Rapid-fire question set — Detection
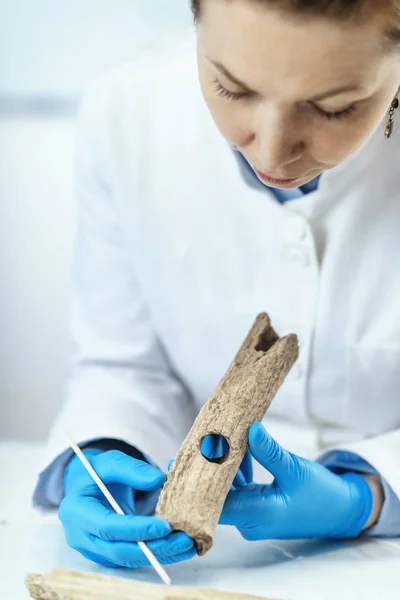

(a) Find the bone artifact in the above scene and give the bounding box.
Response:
[156,313,298,555]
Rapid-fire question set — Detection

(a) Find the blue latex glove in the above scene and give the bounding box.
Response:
[220,423,373,540]
[233,448,253,489]
[59,449,196,568]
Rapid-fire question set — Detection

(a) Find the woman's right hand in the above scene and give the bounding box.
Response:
[59,449,196,569]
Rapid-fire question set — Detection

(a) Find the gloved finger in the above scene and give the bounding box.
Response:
[127,547,197,568]
[232,468,247,489]
[103,482,136,516]
[219,487,255,526]
[219,484,272,528]
[232,450,253,489]
[76,546,197,569]
[240,449,254,484]
[249,423,292,485]
[84,451,166,491]
[59,494,171,542]
[85,530,195,566]
[168,460,174,471]
[78,549,119,569]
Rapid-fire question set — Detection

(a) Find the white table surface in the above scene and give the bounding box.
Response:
[0,440,399,600]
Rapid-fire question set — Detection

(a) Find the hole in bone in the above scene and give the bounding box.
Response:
[200,434,230,464]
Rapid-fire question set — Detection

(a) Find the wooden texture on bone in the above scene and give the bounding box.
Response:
[25,568,278,600]
[156,313,299,556]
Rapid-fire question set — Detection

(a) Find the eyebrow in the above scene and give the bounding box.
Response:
[207,57,362,101]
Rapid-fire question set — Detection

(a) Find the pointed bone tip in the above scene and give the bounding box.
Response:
[280,332,299,347]
[283,332,299,343]
[256,312,270,323]
[279,333,300,359]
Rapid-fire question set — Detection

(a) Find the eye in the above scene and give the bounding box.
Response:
[213,78,358,122]
[213,79,248,101]
[317,104,357,121]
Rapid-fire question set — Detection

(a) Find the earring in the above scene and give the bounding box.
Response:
[385,85,400,139]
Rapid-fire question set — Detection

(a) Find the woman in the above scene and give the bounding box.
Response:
[34,0,400,569]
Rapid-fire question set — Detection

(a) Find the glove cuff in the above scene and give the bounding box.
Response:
[329,472,374,539]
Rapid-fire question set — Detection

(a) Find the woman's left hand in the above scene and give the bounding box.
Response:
[219,423,375,540]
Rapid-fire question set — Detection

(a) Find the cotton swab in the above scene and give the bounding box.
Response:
[63,429,171,586]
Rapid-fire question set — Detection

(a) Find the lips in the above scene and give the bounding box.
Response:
[255,169,297,184]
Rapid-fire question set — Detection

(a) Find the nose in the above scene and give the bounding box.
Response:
[252,105,304,174]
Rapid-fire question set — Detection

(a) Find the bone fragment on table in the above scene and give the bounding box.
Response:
[25,568,280,600]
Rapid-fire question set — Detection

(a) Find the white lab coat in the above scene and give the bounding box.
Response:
[42,30,400,500]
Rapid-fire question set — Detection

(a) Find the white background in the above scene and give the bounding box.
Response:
[0,1,192,441]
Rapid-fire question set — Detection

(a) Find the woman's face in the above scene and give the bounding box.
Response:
[197,0,400,188]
